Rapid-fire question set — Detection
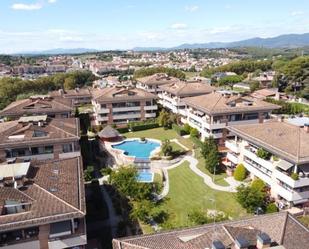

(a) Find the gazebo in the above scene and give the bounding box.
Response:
[98,125,121,142]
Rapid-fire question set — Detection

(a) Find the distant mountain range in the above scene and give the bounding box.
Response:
[14,48,99,55]
[132,33,309,51]
[11,32,309,55]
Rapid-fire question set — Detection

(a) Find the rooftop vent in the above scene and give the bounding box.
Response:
[235,236,250,249]
[49,187,58,193]
[212,240,225,249]
[257,233,271,249]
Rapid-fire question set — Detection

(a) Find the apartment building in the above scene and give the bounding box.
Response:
[226,121,309,207]
[136,73,180,94]
[0,95,73,120]
[158,81,215,115]
[182,92,280,142]
[0,157,87,249]
[113,212,309,249]
[0,116,80,163]
[50,88,92,107]
[92,87,157,125]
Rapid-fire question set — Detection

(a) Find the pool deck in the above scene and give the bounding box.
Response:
[103,138,161,166]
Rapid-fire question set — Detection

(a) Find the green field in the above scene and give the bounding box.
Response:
[160,161,247,228]
[122,127,180,141]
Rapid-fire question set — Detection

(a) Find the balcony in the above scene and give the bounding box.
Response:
[144,105,158,111]
[243,147,274,172]
[228,119,259,126]
[112,106,141,112]
[113,113,141,120]
[96,107,109,114]
[275,184,309,202]
[59,151,81,159]
[145,113,156,118]
[274,169,309,188]
[243,160,272,185]
[227,152,239,165]
[225,140,240,154]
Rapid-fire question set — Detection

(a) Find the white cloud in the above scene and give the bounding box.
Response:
[290,11,304,16]
[170,23,188,30]
[48,0,57,3]
[11,2,43,10]
[185,5,199,12]
[224,4,232,9]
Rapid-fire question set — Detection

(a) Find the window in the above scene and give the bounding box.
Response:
[44,146,53,154]
[62,144,73,153]
[32,130,47,137]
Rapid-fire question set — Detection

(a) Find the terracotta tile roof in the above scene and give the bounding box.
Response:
[0,96,73,117]
[137,73,181,86]
[228,121,309,164]
[0,118,80,149]
[0,157,85,231]
[50,88,91,98]
[183,92,280,115]
[92,87,157,103]
[113,212,309,249]
[160,81,215,97]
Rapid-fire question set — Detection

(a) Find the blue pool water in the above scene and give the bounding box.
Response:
[112,139,160,159]
[137,171,154,183]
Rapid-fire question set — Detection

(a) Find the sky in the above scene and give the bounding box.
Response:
[0,0,308,53]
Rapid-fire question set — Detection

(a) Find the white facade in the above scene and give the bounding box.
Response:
[181,106,265,141]
[225,138,309,207]
[157,92,186,114]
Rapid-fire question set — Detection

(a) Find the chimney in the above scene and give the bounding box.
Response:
[304,123,309,133]
[212,240,225,249]
[234,237,249,249]
[256,233,271,249]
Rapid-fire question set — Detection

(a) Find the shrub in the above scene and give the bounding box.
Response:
[183,123,192,134]
[256,148,272,160]
[190,128,199,138]
[84,166,95,181]
[161,140,173,156]
[130,123,159,131]
[266,203,278,213]
[117,127,129,133]
[172,124,186,136]
[291,172,299,180]
[234,164,247,181]
[251,179,266,192]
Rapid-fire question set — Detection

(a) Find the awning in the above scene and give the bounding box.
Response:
[276,160,293,171]
[195,110,205,116]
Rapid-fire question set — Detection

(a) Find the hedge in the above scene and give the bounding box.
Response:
[234,164,247,181]
[130,123,159,131]
[172,124,186,136]
[117,127,129,133]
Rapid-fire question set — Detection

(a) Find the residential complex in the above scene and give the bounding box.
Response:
[226,121,309,207]
[182,92,280,142]
[113,212,309,249]
[0,95,73,120]
[92,87,158,125]
[0,157,86,249]
[136,73,180,93]
[158,81,215,114]
[0,116,80,163]
[50,88,92,107]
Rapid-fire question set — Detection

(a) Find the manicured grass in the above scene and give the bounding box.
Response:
[195,149,229,187]
[160,161,247,228]
[122,127,179,141]
[159,142,184,156]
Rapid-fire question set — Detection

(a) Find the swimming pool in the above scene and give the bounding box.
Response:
[137,171,154,183]
[112,139,160,159]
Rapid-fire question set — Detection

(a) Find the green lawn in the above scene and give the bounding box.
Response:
[159,161,247,228]
[159,142,185,156]
[122,127,180,141]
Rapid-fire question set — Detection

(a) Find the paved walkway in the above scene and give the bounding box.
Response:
[155,139,241,200]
